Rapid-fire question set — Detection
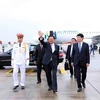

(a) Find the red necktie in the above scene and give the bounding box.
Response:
[40,45,42,50]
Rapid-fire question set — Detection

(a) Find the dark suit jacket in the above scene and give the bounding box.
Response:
[66,45,71,60]
[34,44,45,64]
[39,38,59,66]
[71,42,90,66]
[90,44,94,50]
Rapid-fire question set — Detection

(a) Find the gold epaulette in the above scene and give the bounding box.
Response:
[23,43,26,52]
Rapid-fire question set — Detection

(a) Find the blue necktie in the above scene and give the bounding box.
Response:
[78,42,81,52]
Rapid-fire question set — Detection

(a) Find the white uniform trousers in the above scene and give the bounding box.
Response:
[13,64,26,86]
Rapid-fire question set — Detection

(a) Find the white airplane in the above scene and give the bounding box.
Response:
[33,30,100,45]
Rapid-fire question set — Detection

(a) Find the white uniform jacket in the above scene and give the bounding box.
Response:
[0,44,2,53]
[11,42,29,66]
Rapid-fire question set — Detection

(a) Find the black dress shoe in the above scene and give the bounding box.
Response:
[48,87,52,91]
[53,90,57,93]
[21,86,25,90]
[74,76,76,79]
[83,83,86,88]
[70,75,73,78]
[13,85,19,92]
[77,88,82,92]
[37,81,41,84]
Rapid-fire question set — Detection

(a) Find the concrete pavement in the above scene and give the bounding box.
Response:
[0,50,100,100]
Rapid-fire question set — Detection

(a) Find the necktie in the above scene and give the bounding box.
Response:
[40,44,42,50]
[78,42,81,52]
[19,43,21,47]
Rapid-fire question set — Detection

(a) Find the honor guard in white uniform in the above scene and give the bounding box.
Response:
[6,41,12,52]
[11,33,29,92]
[0,41,2,53]
[4,41,12,52]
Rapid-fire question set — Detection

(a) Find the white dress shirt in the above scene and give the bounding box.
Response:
[70,45,73,57]
[51,43,55,53]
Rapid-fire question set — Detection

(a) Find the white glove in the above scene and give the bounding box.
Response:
[26,60,29,66]
[11,60,14,67]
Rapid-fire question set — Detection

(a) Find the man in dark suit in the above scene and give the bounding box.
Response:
[38,31,59,93]
[90,42,95,55]
[66,38,77,78]
[71,33,90,92]
[34,42,45,84]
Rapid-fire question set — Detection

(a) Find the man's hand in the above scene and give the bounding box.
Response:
[71,62,74,67]
[38,31,43,38]
[11,59,14,67]
[86,63,89,67]
[26,60,29,66]
[34,61,36,65]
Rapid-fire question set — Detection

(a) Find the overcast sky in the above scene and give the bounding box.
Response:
[0,0,100,43]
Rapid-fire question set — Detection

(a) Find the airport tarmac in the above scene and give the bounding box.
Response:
[0,51,100,100]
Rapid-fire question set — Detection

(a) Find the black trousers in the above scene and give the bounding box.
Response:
[75,61,87,88]
[43,61,57,91]
[69,58,76,77]
[37,63,45,82]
